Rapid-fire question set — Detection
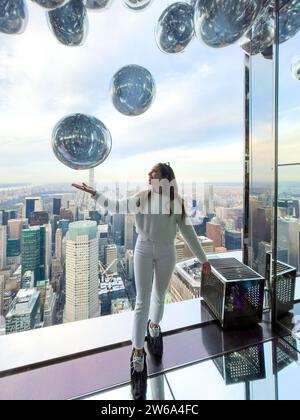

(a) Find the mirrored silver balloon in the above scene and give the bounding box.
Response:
[241,4,274,55]
[111,65,156,116]
[31,0,70,10]
[83,0,113,11]
[156,2,195,54]
[291,55,300,80]
[279,0,300,44]
[194,0,263,48]
[0,0,28,35]
[52,114,112,170]
[123,0,153,11]
[47,0,88,46]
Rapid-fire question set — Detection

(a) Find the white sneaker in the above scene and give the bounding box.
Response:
[130,351,145,373]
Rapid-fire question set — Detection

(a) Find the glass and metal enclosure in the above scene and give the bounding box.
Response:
[244,0,300,342]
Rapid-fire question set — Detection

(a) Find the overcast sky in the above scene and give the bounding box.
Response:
[0,0,248,185]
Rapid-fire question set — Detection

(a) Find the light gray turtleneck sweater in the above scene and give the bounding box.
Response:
[93,190,208,264]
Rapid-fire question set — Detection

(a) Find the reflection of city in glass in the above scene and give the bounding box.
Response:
[0,182,243,335]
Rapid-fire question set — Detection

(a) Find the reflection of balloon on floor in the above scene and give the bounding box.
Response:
[156,2,195,54]
[291,55,300,80]
[47,0,88,46]
[0,0,28,34]
[123,0,153,11]
[194,0,263,48]
[52,114,112,170]
[31,0,70,10]
[110,64,156,116]
[83,0,113,11]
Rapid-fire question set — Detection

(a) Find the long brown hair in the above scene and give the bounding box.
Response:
[148,163,186,219]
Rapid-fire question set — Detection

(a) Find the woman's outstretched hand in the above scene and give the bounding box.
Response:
[72,183,96,196]
[202,262,211,276]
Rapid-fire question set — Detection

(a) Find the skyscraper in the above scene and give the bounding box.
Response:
[53,198,62,216]
[5,289,40,334]
[0,274,4,317]
[112,214,125,246]
[0,225,7,270]
[225,230,242,250]
[21,226,46,284]
[7,219,23,239]
[206,222,223,248]
[64,221,99,323]
[25,197,42,220]
[55,228,62,260]
[29,211,49,227]
[0,210,9,226]
[105,244,118,275]
[125,214,135,250]
[98,224,109,263]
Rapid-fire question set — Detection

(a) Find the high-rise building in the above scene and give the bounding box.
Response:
[7,219,23,239]
[98,224,109,263]
[21,271,35,289]
[53,198,61,216]
[112,214,125,246]
[0,225,7,270]
[58,219,71,237]
[0,274,4,317]
[21,226,46,284]
[5,289,41,335]
[64,221,99,323]
[67,201,77,222]
[7,239,21,258]
[111,298,131,314]
[206,222,223,248]
[208,185,214,214]
[25,197,42,220]
[60,208,74,222]
[125,249,134,281]
[55,228,62,260]
[125,214,135,250]
[43,284,56,327]
[225,230,242,250]
[0,210,9,226]
[29,211,49,227]
[105,244,118,275]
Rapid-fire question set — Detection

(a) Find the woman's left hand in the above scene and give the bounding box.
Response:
[202,262,211,276]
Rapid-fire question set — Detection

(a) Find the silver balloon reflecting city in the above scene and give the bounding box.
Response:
[31,0,70,10]
[47,0,88,46]
[83,0,113,11]
[241,4,274,55]
[291,55,300,80]
[123,0,153,12]
[156,2,195,54]
[194,0,263,48]
[279,0,300,44]
[0,0,28,35]
[52,114,112,170]
[111,65,156,116]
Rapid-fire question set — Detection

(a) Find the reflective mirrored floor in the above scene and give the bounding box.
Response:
[80,338,300,400]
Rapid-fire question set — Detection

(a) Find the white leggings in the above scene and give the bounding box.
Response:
[132,236,176,350]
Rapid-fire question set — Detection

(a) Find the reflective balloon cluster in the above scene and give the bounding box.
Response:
[47,0,88,47]
[291,55,300,81]
[110,65,156,116]
[52,114,112,170]
[0,0,28,35]
[194,0,263,48]
[156,2,195,54]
